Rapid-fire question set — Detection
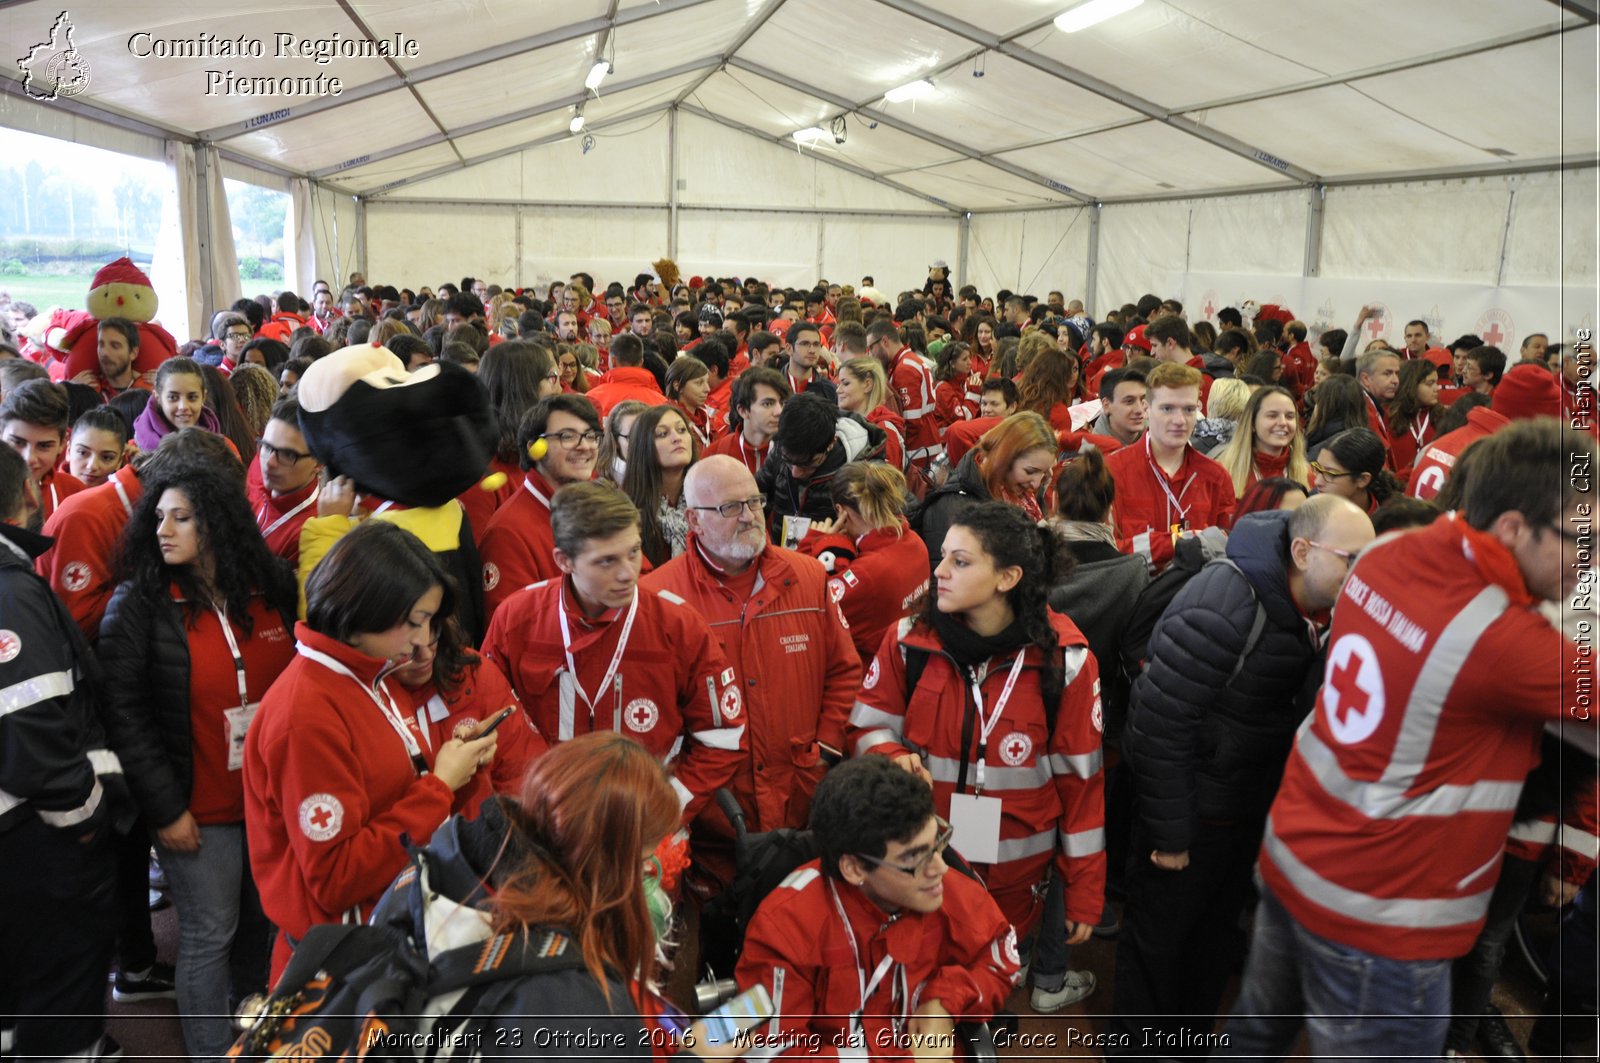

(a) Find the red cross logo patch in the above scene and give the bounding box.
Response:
[997,731,1033,766]
[1323,634,1386,745]
[298,793,344,842]
[62,560,91,592]
[624,698,659,734]
[0,629,20,663]
[482,562,500,592]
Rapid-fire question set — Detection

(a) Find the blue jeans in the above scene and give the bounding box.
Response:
[1217,882,1450,1061]
[157,822,271,1062]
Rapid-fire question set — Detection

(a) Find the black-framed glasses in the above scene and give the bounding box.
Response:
[1308,540,1361,572]
[541,429,601,448]
[1309,460,1354,480]
[258,439,313,465]
[225,330,252,342]
[691,496,764,519]
[854,817,953,877]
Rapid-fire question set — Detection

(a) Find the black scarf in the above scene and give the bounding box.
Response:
[931,608,1031,673]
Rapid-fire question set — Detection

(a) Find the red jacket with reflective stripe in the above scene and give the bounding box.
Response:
[846,613,1105,928]
[477,470,563,624]
[1260,515,1583,960]
[38,464,142,639]
[479,577,744,823]
[1105,439,1235,574]
[640,539,858,837]
[735,859,1019,1061]
[796,518,930,667]
[1505,772,1600,886]
[1406,407,1507,501]
[887,348,940,459]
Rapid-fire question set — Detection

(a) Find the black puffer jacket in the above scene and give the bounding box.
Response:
[1048,533,1150,744]
[98,583,293,828]
[1123,509,1322,853]
[759,408,887,540]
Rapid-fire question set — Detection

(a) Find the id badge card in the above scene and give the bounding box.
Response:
[948,792,1002,865]
[225,702,261,772]
[781,515,811,550]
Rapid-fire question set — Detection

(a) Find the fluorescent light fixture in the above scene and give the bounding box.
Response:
[792,126,829,143]
[884,78,935,103]
[1054,0,1144,33]
[569,114,586,133]
[585,60,611,90]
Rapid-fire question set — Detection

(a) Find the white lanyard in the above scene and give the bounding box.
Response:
[296,643,430,774]
[826,880,903,1042]
[257,486,319,538]
[681,405,711,448]
[556,588,640,719]
[212,605,251,711]
[1410,412,1430,448]
[969,653,1028,792]
[1145,435,1196,531]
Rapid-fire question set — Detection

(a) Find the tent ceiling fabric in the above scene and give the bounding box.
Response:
[2,0,1592,212]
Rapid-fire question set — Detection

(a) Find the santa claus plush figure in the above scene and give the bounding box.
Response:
[46,257,178,381]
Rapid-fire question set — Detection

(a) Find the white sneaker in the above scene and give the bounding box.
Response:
[1030,970,1096,1012]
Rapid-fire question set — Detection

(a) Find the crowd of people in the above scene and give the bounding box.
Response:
[0,269,1594,1061]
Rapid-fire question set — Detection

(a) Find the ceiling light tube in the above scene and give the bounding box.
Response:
[792,126,829,143]
[884,79,935,103]
[569,114,586,133]
[585,60,611,90]
[1054,0,1144,34]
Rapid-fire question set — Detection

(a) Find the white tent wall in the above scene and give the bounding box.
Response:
[965,208,1092,300]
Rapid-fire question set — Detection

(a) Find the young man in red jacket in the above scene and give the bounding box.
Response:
[640,455,858,885]
[702,367,790,476]
[1220,420,1597,1059]
[735,755,1020,1061]
[478,393,601,623]
[248,397,322,565]
[480,481,743,824]
[584,333,668,417]
[1105,361,1234,574]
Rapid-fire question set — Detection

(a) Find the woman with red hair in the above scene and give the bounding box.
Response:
[914,410,1059,572]
[370,731,685,1055]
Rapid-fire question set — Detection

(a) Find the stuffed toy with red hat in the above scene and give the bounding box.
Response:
[45,256,178,381]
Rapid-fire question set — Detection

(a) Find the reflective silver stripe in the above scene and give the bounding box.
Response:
[1297,585,1519,821]
[1062,644,1089,686]
[0,788,20,816]
[36,780,102,828]
[848,701,904,734]
[1130,531,1153,564]
[925,755,1049,790]
[670,776,694,809]
[853,728,901,757]
[780,867,821,891]
[1046,751,1103,779]
[87,748,123,776]
[1558,824,1600,859]
[1382,585,1509,791]
[1298,727,1523,819]
[692,725,745,752]
[1061,827,1106,858]
[707,676,720,726]
[1263,817,1492,929]
[994,829,1056,863]
[1508,819,1558,845]
[0,670,74,719]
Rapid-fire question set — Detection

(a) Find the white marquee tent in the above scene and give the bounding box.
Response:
[3,0,1597,347]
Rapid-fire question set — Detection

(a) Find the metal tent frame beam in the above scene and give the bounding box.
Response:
[726,57,1095,205]
[677,103,963,214]
[196,0,722,142]
[361,104,674,197]
[672,0,791,108]
[869,0,1321,185]
[310,56,720,179]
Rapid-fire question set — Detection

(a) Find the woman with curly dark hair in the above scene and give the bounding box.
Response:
[98,462,298,1060]
[846,500,1105,1012]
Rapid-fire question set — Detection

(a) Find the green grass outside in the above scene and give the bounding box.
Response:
[3,272,269,320]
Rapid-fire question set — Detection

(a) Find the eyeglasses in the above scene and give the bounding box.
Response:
[690,497,764,519]
[225,331,252,342]
[854,817,953,877]
[541,429,601,449]
[1309,460,1354,480]
[1308,540,1361,571]
[258,439,313,465]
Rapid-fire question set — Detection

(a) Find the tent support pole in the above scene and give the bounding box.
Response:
[194,145,215,321]
[355,197,368,280]
[669,107,680,260]
[958,213,971,292]
[1085,205,1101,319]
[515,209,524,289]
[816,218,826,284]
[1303,185,1325,277]
[1495,188,1517,288]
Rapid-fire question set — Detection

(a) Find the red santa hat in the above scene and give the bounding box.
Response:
[90,257,152,290]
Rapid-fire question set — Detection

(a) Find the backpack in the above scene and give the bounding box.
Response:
[1118,543,1267,685]
[227,848,588,1061]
